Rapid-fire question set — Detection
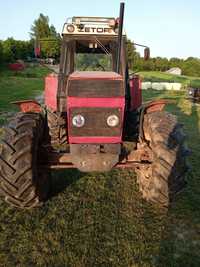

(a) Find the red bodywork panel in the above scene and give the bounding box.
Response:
[67,72,125,144]
[45,74,58,111]
[129,75,142,110]
[68,97,124,108]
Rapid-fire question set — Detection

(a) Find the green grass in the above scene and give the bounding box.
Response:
[0,77,42,111]
[138,71,200,88]
[0,68,200,266]
[0,64,50,78]
[0,65,50,125]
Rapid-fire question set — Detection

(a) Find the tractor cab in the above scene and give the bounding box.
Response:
[61,16,126,73]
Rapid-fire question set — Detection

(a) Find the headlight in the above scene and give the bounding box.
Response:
[107,115,119,127]
[72,115,85,127]
[66,24,75,33]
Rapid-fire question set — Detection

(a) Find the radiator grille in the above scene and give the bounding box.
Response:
[68,79,124,97]
[69,107,122,136]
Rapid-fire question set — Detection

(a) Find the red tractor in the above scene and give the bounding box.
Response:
[0,3,188,209]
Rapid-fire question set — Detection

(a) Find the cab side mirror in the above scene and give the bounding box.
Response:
[144,47,150,60]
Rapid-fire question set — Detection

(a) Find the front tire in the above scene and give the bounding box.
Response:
[46,108,67,149]
[0,112,50,208]
[136,111,188,207]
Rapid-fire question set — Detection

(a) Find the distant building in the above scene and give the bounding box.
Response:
[166,67,182,75]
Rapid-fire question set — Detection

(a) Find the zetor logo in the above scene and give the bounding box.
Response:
[78,27,113,34]
[66,24,113,34]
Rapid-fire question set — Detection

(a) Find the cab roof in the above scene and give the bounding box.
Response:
[62,16,126,37]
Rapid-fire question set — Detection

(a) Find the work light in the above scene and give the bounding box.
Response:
[107,115,119,127]
[72,115,85,127]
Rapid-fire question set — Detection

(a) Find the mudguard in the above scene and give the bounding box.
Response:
[12,100,42,113]
[139,99,172,142]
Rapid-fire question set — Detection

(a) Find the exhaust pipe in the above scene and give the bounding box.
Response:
[116,2,125,74]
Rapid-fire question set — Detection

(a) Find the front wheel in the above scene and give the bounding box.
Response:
[136,111,188,207]
[0,112,50,209]
[46,108,67,149]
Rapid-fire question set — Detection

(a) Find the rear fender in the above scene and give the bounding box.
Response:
[12,100,42,113]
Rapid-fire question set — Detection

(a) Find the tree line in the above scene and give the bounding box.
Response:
[0,39,34,63]
[129,52,200,77]
[0,13,199,78]
[0,14,61,64]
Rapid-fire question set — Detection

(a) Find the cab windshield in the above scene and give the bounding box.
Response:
[74,39,115,71]
[75,53,112,71]
[60,35,126,75]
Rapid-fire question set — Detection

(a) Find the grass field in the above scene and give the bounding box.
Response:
[0,67,200,267]
[0,65,50,125]
[138,71,200,88]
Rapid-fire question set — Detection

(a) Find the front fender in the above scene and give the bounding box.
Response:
[139,99,173,142]
[11,100,42,113]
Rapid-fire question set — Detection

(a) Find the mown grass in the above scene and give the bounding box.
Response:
[138,71,200,88]
[0,65,50,125]
[0,68,200,266]
[0,64,50,79]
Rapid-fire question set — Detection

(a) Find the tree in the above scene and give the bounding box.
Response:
[0,41,3,63]
[40,38,61,59]
[30,14,60,59]
[126,39,139,70]
[182,57,200,77]
[30,14,51,39]
[1,38,34,62]
[2,38,15,62]
[49,25,59,38]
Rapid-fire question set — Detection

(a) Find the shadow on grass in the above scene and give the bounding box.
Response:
[149,92,200,267]
[49,169,85,199]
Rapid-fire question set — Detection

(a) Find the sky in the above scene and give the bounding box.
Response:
[0,0,199,59]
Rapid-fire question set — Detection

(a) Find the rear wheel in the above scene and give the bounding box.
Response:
[0,112,50,208]
[136,111,188,207]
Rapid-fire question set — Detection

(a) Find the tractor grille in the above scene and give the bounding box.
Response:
[68,79,124,97]
[69,107,122,136]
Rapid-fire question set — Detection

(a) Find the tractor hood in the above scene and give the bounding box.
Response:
[67,71,124,97]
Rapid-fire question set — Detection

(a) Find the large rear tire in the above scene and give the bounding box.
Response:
[0,112,50,208]
[136,111,188,207]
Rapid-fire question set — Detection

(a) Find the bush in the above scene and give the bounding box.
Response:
[0,38,34,63]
